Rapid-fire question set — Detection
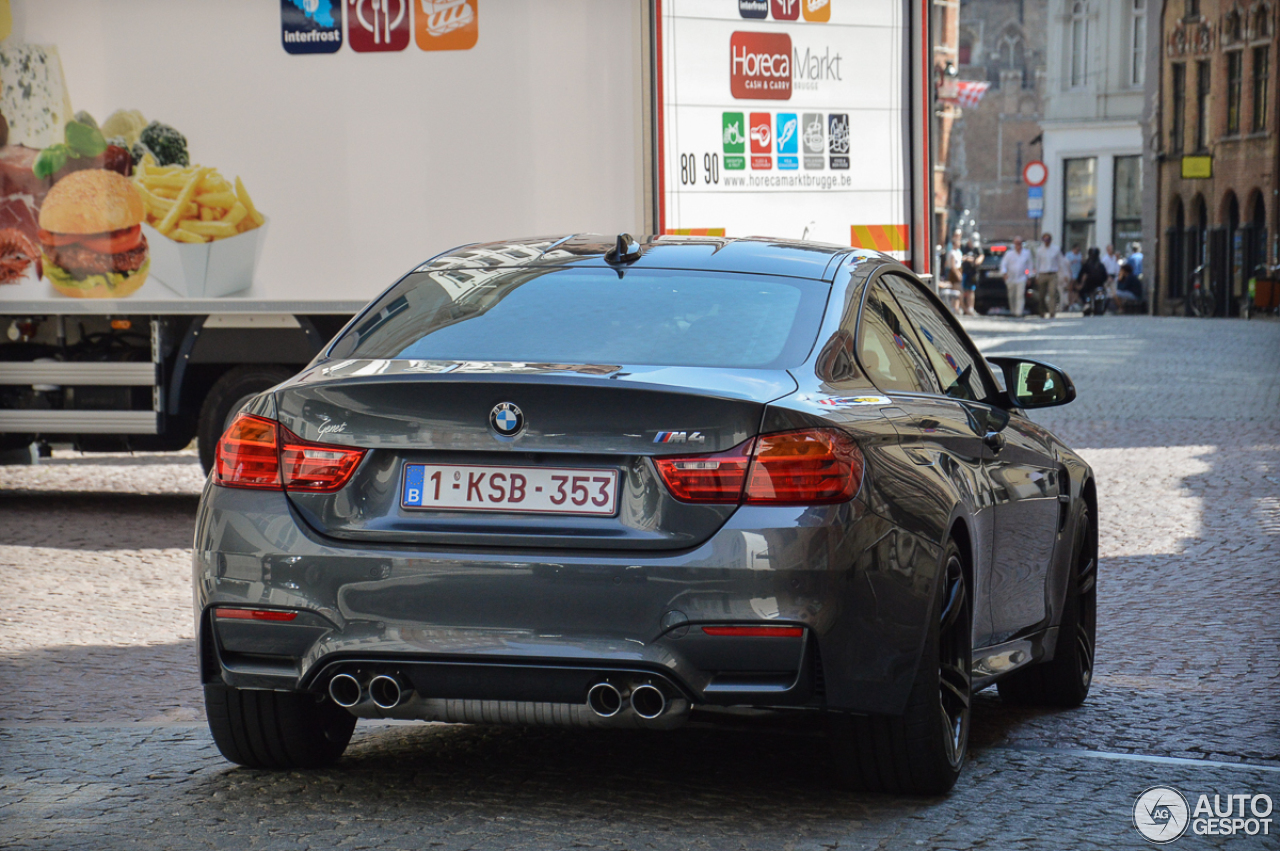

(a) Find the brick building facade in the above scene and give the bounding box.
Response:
[952,0,1049,244]
[935,0,963,256]
[1151,0,1278,316]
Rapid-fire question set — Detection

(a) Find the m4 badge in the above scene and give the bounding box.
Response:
[654,431,706,444]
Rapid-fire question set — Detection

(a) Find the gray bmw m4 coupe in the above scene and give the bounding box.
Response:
[194,234,1096,794]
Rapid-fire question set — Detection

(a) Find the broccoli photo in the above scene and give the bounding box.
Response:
[137,121,189,167]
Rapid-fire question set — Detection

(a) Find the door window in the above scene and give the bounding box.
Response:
[855,281,938,393]
[881,275,991,402]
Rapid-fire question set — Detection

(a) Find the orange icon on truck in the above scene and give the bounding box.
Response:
[415,0,478,51]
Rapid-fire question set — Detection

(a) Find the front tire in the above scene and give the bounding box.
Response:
[997,504,1097,707]
[829,540,972,794]
[204,683,356,769]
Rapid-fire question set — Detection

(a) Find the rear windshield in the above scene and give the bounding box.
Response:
[330,267,829,369]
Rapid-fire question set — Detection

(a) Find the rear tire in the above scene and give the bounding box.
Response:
[204,683,356,769]
[997,504,1096,707]
[197,366,294,474]
[829,540,972,795]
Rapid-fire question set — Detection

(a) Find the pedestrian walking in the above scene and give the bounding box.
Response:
[960,240,982,316]
[1033,232,1068,318]
[999,236,1034,317]
[1127,242,1144,278]
[1065,243,1083,307]
[1077,247,1109,314]
[944,230,964,313]
[1102,244,1121,302]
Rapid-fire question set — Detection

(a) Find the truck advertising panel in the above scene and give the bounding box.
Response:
[657,0,920,264]
[0,0,645,311]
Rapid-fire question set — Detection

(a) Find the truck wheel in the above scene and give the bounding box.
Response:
[996,505,1096,707]
[204,683,355,769]
[198,366,294,474]
[829,540,971,794]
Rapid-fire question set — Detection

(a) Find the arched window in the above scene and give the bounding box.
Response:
[1070,2,1089,89]
[1255,4,1272,38]
[1225,10,1243,44]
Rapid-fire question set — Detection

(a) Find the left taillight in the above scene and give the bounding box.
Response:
[279,426,366,492]
[214,414,281,489]
[214,413,366,493]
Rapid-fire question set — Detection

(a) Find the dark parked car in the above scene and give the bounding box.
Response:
[194,234,1096,795]
[974,242,1011,315]
[973,241,1043,316]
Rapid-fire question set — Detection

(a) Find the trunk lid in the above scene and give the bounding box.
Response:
[274,360,796,550]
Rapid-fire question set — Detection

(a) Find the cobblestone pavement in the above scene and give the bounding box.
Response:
[1,315,1277,849]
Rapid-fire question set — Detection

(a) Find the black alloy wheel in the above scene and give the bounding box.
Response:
[828,539,972,794]
[937,549,972,771]
[997,504,1097,707]
[1070,506,1098,691]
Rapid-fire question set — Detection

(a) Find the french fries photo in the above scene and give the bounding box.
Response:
[133,155,265,243]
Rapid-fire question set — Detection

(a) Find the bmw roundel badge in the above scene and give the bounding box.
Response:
[489,402,524,437]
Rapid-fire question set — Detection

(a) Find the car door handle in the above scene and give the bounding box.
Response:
[983,431,1006,452]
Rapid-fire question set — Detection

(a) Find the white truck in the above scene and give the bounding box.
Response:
[0,0,932,471]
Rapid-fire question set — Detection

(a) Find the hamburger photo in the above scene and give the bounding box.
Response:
[37,168,149,298]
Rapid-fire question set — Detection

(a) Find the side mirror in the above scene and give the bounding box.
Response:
[986,356,1076,409]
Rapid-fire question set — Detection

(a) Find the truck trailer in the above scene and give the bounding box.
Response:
[0,0,932,470]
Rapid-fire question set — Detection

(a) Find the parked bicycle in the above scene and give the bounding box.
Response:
[1187,265,1214,317]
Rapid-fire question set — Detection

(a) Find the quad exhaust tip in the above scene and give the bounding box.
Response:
[630,684,667,720]
[368,675,404,710]
[586,682,624,717]
[328,673,362,708]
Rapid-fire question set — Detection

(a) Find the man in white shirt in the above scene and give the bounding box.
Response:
[1033,232,1069,318]
[1102,244,1121,299]
[943,230,964,312]
[999,236,1034,317]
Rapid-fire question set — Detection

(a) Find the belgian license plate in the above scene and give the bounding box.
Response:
[402,463,619,516]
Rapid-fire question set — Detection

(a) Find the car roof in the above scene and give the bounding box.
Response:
[415,234,877,282]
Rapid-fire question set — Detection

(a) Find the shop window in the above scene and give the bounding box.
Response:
[1064,157,1097,251]
[1113,156,1143,249]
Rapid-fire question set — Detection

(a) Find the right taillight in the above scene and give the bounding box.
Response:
[654,428,863,506]
[214,414,281,489]
[745,429,863,505]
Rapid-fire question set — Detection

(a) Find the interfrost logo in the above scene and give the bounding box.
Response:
[1134,787,1191,844]
[730,31,792,100]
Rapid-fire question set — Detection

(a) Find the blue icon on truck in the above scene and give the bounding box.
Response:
[281,0,343,55]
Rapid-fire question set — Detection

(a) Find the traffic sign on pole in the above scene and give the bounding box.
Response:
[1023,160,1047,187]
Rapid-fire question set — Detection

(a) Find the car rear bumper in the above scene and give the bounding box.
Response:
[193,479,942,717]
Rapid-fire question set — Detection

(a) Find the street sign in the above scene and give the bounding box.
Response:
[1027,186,1043,199]
[1027,185,1043,219]
[1023,160,1047,187]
